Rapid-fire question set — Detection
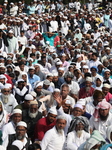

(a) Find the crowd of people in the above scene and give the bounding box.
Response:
[0,0,112,149]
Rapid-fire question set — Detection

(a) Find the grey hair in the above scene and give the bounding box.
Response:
[57,115,67,121]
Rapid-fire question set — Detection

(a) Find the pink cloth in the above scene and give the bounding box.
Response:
[93,100,111,122]
[105,92,112,102]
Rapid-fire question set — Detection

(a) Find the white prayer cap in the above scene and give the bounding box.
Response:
[52,72,58,76]
[12,140,23,150]
[58,67,64,71]
[54,88,60,92]
[30,91,37,98]
[96,76,103,83]
[1,84,10,90]
[35,82,43,88]
[17,79,24,84]
[106,47,110,50]
[46,41,50,45]
[8,30,13,34]
[77,99,86,106]
[85,77,92,82]
[81,60,86,63]
[0,63,5,68]
[14,67,20,72]
[48,107,57,115]
[5,83,12,88]
[12,109,22,115]
[83,65,89,69]
[104,69,110,73]
[65,100,71,105]
[0,75,7,79]
[17,121,27,128]
[24,94,33,101]
[30,100,38,105]
[61,53,66,57]
[46,73,53,77]
[43,79,50,85]
[74,104,83,110]
[103,83,110,89]
[10,2,14,5]
[29,66,35,70]
[76,54,81,59]
[57,115,67,121]
[56,61,62,65]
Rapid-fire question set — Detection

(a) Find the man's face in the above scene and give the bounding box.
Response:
[85,81,91,87]
[0,67,5,74]
[104,71,110,79]
[29,104,38,113]
[65,77,72,84]
[47,113,57,123]
[53,76,58,82]
[93,95,103,106]
[58,70,64,76]
[2,88,10,95]
[73,107,83,117]
[102,87,110,95]
[61,87,69,97]
[99,108,109,121]
[92,55,97,61]
[35,86,42,94]
[0,78,5,84]
[16,126,26,140]
[75,122,84,132]
[29,69,35,76]
[56,119,66,130]
[12,113,22,125]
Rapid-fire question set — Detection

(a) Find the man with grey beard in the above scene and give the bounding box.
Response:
[0,84,18,114]
[22,101,42,140]
[41,115,67,150]
[7,121,31,150]
[66,116,90,150]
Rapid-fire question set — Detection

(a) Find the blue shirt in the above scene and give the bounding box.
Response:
[28,74,40,88]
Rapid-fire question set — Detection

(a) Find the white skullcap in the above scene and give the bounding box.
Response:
[96,76,103,83]
[56,61,62,65]
[103,83,110,89]
[1,84,10,90]
[12,109,22,115]
[48,107,57,115]
[46,73,53,77]
[85,77,92,82]
[8,30,13,34]
[17,79,24,84]
[65,100,71,105]
[0,63,5,68]
[52,72,58,76]
[81,60,86,63]
[57,115,67,121]
[74,104,83,110]
[27,57,33,62]
[61,53,66,57]
[77,99,86,106]
[30,91,37,97]
[30,100,38,105]
[0,75,6,79]
[12,140,23,150]
[54,88,60,92]
[58,67,64,71]
[24,94,33,101]
[17,121,27,128]
[76,54,81,59]
[35,82,43,88]
[83,65,89,69]
[104,69,110,73]
[5,83,12,88]
[29,66,35,70]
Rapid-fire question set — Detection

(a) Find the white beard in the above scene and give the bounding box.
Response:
[1,94,9,104]
[56,129,63,135]
[28,110,38,118]
[76,130,83,138]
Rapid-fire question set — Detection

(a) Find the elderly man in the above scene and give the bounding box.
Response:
[2,109,22,149]
[66,116,90,150]
[34,107,57,142]
[0,85,18,114]
[22,101,42,139]
[102,83,112,102]
[90,101,112,138]
[41,115,67,150]
[7,121,31,150]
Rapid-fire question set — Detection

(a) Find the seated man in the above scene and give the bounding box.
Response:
[22,101,42,140]
[34,107,57,142]
[66,116,90,150]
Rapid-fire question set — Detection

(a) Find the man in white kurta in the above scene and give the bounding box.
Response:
[41,115,67,150]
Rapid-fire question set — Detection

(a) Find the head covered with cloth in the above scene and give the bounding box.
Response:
[68,116,89,134]
[93,100,111,122]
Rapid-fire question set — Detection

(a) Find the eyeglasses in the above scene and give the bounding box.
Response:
[3,90,10,92]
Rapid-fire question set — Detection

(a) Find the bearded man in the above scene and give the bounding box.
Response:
[22,101,42,140]
[0,85,18,114]
[66,116,90,150]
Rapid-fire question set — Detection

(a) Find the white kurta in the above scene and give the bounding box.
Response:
[66,130,90,150]
[41,126,65,150]
[2,121,16,148]
[90,112,112,138]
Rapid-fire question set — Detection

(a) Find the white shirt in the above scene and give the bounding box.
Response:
[66,130,90,150]
[67,81,80,96]
[90,112,112,138]
[50,20,58,32]
[41,126,65,150]
[2,121,16,148]
[88,59,102,69]
[86,101,95,115]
